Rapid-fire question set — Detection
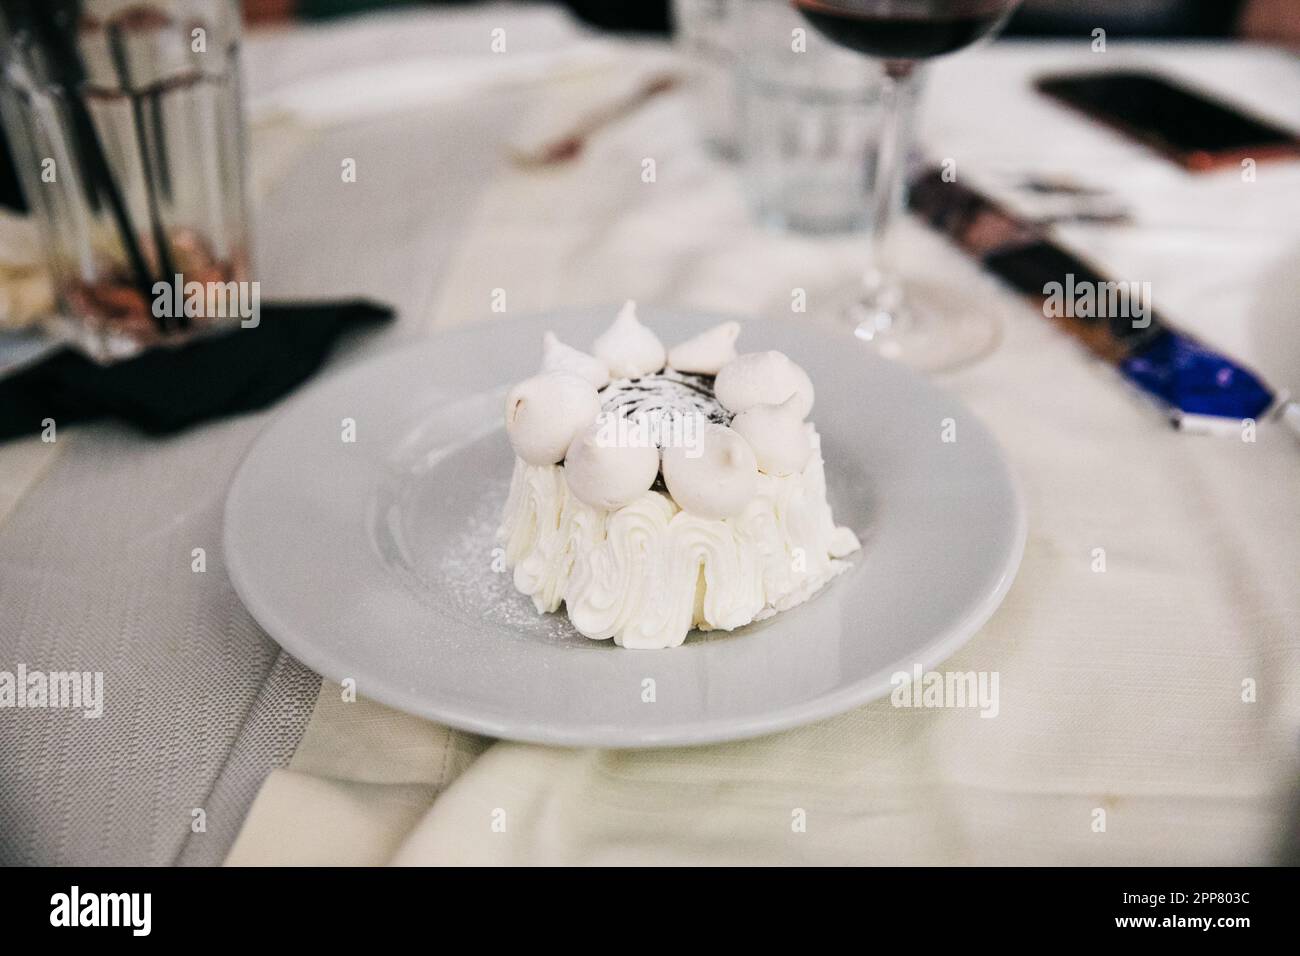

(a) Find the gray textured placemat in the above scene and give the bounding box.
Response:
[0,420,318,865]
[175,650,321,866]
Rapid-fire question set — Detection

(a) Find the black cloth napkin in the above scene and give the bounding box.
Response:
[0,300,392,440]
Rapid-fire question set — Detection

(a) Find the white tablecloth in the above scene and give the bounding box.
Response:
[2,6,1297,866]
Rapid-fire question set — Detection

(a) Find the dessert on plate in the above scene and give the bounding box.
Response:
[498,302,861,649]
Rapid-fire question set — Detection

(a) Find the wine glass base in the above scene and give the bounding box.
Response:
[840,284,1001,374]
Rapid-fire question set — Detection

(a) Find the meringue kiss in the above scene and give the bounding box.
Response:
[662,424,758,520]
[729,395,813,477]
[714,351,814,419]
[563,425,660,511]
[666,321,740,375]
[592,300,666,380]
[541,330,610,389]
[504,372,600,466]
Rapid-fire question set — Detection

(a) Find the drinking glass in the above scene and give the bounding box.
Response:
[792,0,1023,371]
[672,0,740,156]
[738,0,884,234]
[0,0,250,362]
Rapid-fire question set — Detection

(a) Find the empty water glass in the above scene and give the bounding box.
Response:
[737,0,885,234]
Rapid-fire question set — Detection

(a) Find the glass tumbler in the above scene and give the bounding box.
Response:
[0,0,250,361]
[737,0,884,234]
[672,0,740,156]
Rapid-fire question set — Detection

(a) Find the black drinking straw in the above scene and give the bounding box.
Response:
[19,0,166,332]
[147,82,171,203]
[106,17,183,330]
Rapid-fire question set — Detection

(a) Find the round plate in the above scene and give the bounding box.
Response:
[224,308,1025,747]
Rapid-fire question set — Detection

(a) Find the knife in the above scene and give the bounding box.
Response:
[909,167,1299,438]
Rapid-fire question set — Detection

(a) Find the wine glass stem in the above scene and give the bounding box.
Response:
[864,61,916,302]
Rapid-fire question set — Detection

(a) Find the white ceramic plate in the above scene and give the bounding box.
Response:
[224,308,1025,747]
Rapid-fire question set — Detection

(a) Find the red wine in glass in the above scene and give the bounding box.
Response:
[793,0,1018,62]
[791,0,1024,370]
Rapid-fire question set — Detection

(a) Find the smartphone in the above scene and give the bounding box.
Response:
[1035,70,1300,172]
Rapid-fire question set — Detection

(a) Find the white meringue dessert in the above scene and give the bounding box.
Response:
[498,302,861,649]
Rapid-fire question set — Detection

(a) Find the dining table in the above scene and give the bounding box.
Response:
[0,3,1297,866]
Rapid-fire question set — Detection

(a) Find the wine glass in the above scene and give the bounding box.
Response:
[793,0,1023,371]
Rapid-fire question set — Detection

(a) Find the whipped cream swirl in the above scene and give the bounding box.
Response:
[498,429,860,649]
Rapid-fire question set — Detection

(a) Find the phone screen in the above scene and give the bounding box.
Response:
[1035,70,1300,171]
